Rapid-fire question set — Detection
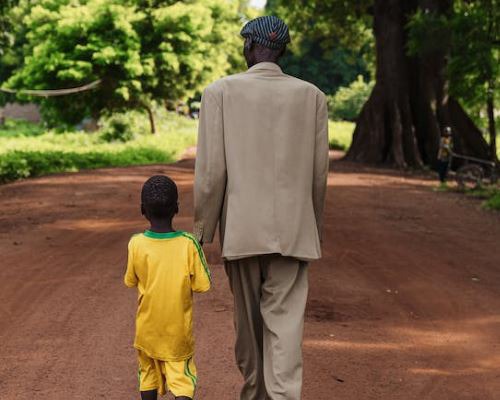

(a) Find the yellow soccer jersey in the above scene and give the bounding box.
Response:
[124,230,211,361]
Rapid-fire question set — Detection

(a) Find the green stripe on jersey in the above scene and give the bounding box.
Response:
[181,232,212,283]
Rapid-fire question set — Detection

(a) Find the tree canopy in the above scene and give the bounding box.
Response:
[2,0,245,129]
[266,0,373,95]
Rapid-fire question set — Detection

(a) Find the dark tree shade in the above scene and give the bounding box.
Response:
[346,0,490,167]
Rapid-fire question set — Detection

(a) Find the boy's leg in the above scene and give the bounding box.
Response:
[141,389,157,400]
[260,256,308,400]
[225,257,269,400]
[138,351,160,398]
[163,357,196,399]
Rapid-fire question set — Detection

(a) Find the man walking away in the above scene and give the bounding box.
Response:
[194,15,329,400]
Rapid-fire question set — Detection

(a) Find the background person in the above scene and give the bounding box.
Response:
[437,126,453,188]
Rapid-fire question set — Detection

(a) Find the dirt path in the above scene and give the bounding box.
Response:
[0,155,499,400]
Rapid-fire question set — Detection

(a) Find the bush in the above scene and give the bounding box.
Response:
[0,152,31,182]
[0,148,176,184]
[0,118,45,138]
[463,185,500,211]
[100,114,135,143]
[328,120,355,151]
[0,110,197,184]
[484,190,500,211]
[328,76,374,121]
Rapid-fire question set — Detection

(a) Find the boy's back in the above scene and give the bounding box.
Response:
[125,230,210,361]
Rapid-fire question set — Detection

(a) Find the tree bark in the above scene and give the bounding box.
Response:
[345,0,491,168]
[144,104,156,134]
[486,80,497,163]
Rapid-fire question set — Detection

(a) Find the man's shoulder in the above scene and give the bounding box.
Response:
[203,72,246,95]
[204,70,326,101]
[282,73,326,98]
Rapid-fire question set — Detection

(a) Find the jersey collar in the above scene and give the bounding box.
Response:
[144,230,184,239]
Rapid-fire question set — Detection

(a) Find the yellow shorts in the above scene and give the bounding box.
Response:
[137,350,197,398]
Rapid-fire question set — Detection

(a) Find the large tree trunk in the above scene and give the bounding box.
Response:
[345,0,490,168]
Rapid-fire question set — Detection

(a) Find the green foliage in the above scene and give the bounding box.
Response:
[4,0,243,126]
[407,1,499,139]
[328,120,355,151]
[328,76,374,121]
[0,111,197,183]
[0,0,21,106]
[265,0,374,95]
[0,118,45,138]
[484,191,500,210]
[100,114,136,143]
[0,148,173,183]
[464,185,500,211]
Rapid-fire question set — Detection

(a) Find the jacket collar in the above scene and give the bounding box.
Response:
[246,62,283,74]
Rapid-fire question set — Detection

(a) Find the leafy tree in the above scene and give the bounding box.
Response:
[266,0,373,95]
[328,76,374,121]
[270,0,492,167]
[0,0,21,108]
[4,0,243,131]
[408,0,499,162]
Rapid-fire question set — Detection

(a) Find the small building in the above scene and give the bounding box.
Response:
[0,102,41,123]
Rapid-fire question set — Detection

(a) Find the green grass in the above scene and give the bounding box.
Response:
[0,110,197,184]
[484,191,500,210]
[328,120,355,151]
[462,185,500,211]
[0,118,45,138]
[1,114,356,184]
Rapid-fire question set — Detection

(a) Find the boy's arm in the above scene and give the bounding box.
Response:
[188,236,211,293]
[313,92,329,243]
[124,238,138,288]
[193,86,227,244]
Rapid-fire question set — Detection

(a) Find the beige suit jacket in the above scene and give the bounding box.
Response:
[193,62,329,261]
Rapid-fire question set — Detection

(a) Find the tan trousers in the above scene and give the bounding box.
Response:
[225,255,309,400]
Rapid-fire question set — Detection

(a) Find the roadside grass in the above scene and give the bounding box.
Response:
[1,114,357,184]
[0,118,45,137]
[463,185,500,211]
[0,110,197,184]
[328,120,355,151]
[485,191,500,210]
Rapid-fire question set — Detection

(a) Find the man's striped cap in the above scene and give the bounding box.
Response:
[240,16,290,50]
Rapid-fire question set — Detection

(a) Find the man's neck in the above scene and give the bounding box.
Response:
[247,59,277,68]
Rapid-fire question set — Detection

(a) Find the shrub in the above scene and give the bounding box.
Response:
[0,110,198,184]
[0,118,45,138]
[0,152,31,182]
[484,190,500,211]
[328,120,355,151]
[100,113,136,143]
[0,148,176,183]
[328,76,374,121]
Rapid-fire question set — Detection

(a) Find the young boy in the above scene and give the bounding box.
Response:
[124,175,211,400]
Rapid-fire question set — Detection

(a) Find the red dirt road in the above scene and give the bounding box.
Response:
[1,155,499,400]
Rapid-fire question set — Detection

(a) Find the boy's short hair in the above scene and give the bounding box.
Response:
[141,175,178,219]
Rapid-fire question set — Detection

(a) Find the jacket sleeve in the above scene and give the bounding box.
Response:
[313,92,329,242]
[193,86,227,243]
